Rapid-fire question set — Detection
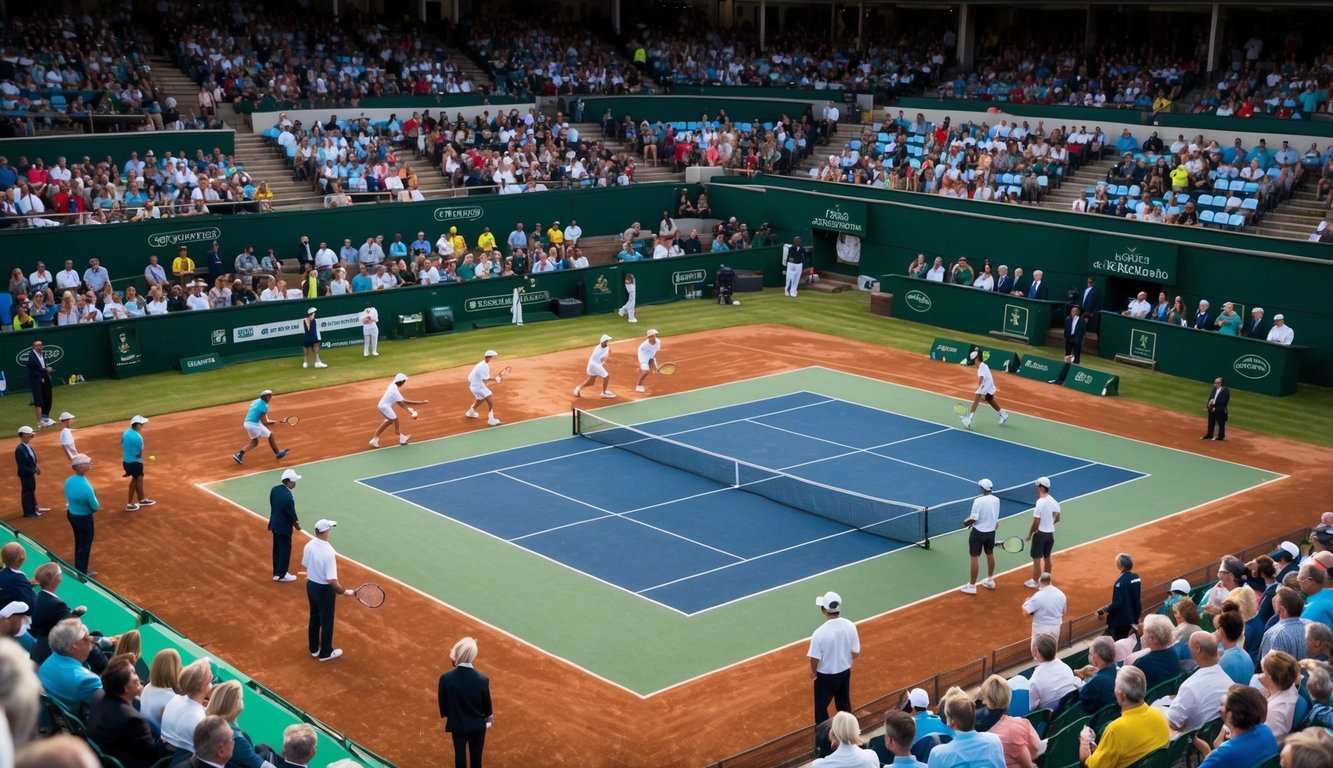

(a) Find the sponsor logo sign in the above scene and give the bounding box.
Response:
[231,312,363,343]
[463,290,551,313]
[1233,354,1271,380]
[904,290,932,313]
[432,206,485,223]
[16,344,64,367]
[147,226,222,249]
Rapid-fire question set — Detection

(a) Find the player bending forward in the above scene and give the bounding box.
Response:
[574,334,616,399]
[961,347,1009,429]
[635,329,661,393]
[370,373,429,447]
[233,389,290,464]
[466,350,502,426]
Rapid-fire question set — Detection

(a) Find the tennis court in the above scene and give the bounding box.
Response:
[360,391,1144,615]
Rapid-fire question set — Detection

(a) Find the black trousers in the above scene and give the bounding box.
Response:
[306,581,336,657]
[1206,410,1228,439]
[813,669,852,727]
[1107,624,1134,641]
[450,729,485,768]
[19,473,37,516]
[272,534,292,578]
[68,512,94,573]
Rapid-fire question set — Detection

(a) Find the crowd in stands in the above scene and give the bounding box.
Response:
[463,19,643,98]
[613,204,775,263]
[1190,43,1332,120]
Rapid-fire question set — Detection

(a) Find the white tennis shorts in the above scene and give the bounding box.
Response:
[470,385,492,399]
[639,360,652,372]
[244,421,271,439]
[378,404,397,420]
[587,363,608,378]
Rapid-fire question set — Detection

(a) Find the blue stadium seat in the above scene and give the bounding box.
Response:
[1197,194,1214,208]
[1228,213,1245,229]
[1199,210,1215,226]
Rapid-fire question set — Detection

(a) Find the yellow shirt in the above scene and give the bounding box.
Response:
[450,235,466,254]
[1086,704,1168,768]
[172,256,195,275]
[1169,165,1189,188]
[477,232,496,251]
[546,227,564,245]
[1152,96,1172,113]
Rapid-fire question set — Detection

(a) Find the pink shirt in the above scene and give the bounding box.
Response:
[988,714,1041,768]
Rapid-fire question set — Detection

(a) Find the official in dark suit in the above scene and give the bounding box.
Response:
[1097,553,1142,640]
[1204,376,1230,441]
[0,542,38,607]
[268,470,303,581]
[14,425,46,517]
[1080,278,1102,332]
[1243,307,1267,339]
[1192,301,1213,330]
[87,656,161,768]
[995,266,1014,295]
[1078,637,1119,714]
[1053,306,1088,385]
[1026,270,1048,300]
[25,339,54,426]
[30,562,105,671]
[438,636,493,768]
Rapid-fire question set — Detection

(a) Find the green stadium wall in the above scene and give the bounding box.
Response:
[0,130,236,164]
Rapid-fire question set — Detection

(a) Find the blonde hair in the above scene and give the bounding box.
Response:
[114,629,141,661]
[205,680,244,722]
[147,648,182,690]
[980,675,1012,711]
[178,658,213,698]
[829,710,863,747]
[450,637,478,665]
[1226,586,1259,621]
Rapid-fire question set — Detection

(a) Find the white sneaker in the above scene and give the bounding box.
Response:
[960,583,977,594]
[1024,579,1040,589]
[303,362,308,368]
[363,352,370,357]
[314,361,328,369]
[635,386,646,393]
[372,351,379,356]
[318,649,343,662]
[628,317,637,323]
[960,416,972,429]
[278,574,297,582]
[399,434,410,445]
[573,386,581,397]
[369,437,380,448]
[600,391,617,399]
[618,308,626,317]
[998,412,1009,425]
[465,409,479,418]
[981,578,997,590]
[487,418,501,426]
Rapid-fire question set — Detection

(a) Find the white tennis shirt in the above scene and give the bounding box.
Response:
[468,361,490,387]
[1033,495,1061,533]
[589,344,610,368]
[975,362,996,395]
[378,381,404,411]
[967,494,1001,533]
[637,338,659,365]
[808,617,860,675]
[302,537,338,585]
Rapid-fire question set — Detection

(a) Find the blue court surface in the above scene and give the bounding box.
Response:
[358,392,1145,615]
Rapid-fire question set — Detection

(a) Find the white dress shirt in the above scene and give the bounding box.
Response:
[1023,585,1068,637]
[1156,663,1231,732]
[1028,659,1081,710]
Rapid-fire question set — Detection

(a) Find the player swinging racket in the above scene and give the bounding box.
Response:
[960,346,1009,429]
[635,329,662,393]
[574,334,616,399]
[960,478,1000,594]
[234,389,291,464]
[1024,477,1060,589]
[370,373,429,447]
[466,350,503,426]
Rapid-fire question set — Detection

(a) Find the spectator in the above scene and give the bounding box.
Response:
[1196,684,1277,768]
[1216,611,1254,684]
[1079,666,1168,768]
[1076,637,1121,714]
[205,680,275,768]
[159,658,214,752]
[813,710,877,767]
[140,648,183,730]
[1156,631,1231,733]
[880,710,925,767]
[1027,632,1081,711]
[1257,651,1300,745]
[185,281,210,311]
[279,724,319,768]
[1278,729,1333,768]
[172,247,195,285]
[86,655,159,768]
[1130,615,1183,691]
[188,715,237,768]
[976,675,1041,767]
[1260,587,1308,661]
[927,690,1004,768]
[37,618,103,710]
[234,247,262,277]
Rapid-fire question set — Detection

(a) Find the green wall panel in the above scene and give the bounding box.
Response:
[567,95,819,123]
[0,130,236,164]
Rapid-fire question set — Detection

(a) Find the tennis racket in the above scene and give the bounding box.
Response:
[495,365,512,383]
[407,407,419,419]
[1001,536,1026,554]
[953,403,969,417]
[353,583,385,608]
[283,415,299,427]
[656,362,678,375]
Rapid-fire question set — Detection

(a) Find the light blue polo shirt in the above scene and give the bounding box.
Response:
[63,474,99,516]
[121,427,143,463]
[245,397,269,424]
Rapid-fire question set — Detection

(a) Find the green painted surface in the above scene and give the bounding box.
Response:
[0,130,236,164]
[209,367,1279,695]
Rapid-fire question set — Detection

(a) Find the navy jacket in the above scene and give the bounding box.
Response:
[267,484,299,535]
[15,442,37,477]
[1103,570,1142,627]
[1209,386,1230,415]
[25,347,46,381]
[1079,664,1117,713]
[0,566,37,607]
[1065,314,1086,346]
[995,275,1014,294]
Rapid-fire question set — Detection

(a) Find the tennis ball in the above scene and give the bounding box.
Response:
[148,455,156,461]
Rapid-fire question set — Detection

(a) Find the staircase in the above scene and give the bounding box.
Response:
[571,122,685,185]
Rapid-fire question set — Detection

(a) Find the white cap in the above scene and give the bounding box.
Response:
[71,454,92,467]
[599,334,613,343]
[1274,314,1284,321]
[815,591,843,612]
[484,350,498,357]
[281,469,301,483]
[314,519,337,532]
[1169,579,1191,594]
[307,307,317,315]
[1275,541,1300,560]
[907,688,930,709]
[0,601,28,618]
[130,415,149,426]
[978,478,993,491]
[16,426,33,435]
[1036,477,1051,489]
[647,329,659,336]
[259,389,273,397]
[393,373,408,384]
[59,412,75,421]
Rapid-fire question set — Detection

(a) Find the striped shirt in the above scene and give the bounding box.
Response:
[1259,617,1310,661]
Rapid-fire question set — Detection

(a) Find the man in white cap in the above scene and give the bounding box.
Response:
[1160,578,1191,617]
[64,454,99,576]
[960,345,1009,430]
[1025,477,1060,589]
[15,425,49,518]
[0,600,30,639]
[234,390,290,464]
[634,330,661,393]
[370,373,429,447]
[1270,540,1301,582]
[1023,573,1067,638]
[808,591,859,729]
[960,478,1000,594]
[574,334,616,399]
[120,416,154,512]
[302,306,327,369]
[301,519,356,662]
[466,351,502,426]
[269,469,303,582]
[1266,314,1294,345]
[58,412,78,460]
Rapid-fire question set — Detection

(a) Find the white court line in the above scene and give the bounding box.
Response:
[925,461,1098,511]
[777,428,953,472]
[494,470,744,561]
[637,526,866,594]
[510,486,735,542]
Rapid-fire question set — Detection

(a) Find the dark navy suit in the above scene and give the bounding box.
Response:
[14,441,39,516]
[0,565,36,607]
[268,483,299,579]
[1101,569,1142,640]
[1079,664,1117,713]
[26,345,52,419]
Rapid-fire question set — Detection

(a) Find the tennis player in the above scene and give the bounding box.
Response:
[233,389,290,464]
[961,478,1000,594]
[121,416,154,511]
[617,273,637,323]
[634,330,661,393]
[370,373,429,447]
[574,334,616,399]
[1025,477,1061,588]
[960,347,1009,429]
[466,350,502,426]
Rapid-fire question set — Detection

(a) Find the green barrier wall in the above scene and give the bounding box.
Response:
[706,177,1333,385]
[667,86,868,101]
[0,248,781,389]
[566,95,822,123]
[928,337,1019,372]
[0,183,681,284]
[1098,312,1305,396]
[0,130,236,164]
[882,275,1060,347]
[895,97,1333,140]
[253,94,505,111]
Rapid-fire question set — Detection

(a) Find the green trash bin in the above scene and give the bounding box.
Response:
[425,306,455,334]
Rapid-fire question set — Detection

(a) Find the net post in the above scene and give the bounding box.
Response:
[571,407,578,436]
[921,507,930,550]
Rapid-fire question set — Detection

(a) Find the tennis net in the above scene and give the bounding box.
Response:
[572,408,931,548]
